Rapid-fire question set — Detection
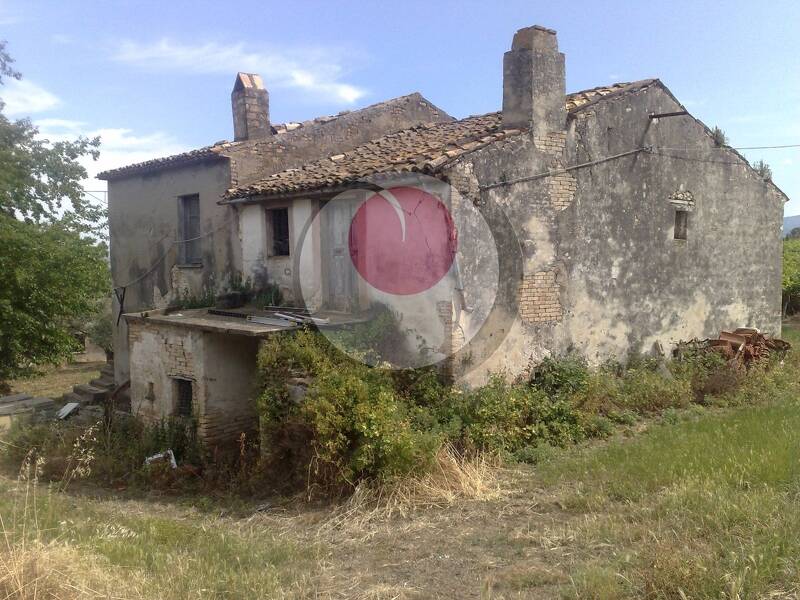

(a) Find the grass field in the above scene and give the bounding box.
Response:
[0,327,798,598]
[8,362,104,399]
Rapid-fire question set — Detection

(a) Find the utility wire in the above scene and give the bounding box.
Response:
[732,144,800,150]
[113,216,235,291]
[481,147,651,190]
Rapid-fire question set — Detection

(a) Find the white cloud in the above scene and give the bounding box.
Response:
[114,38,366,105]
[36,118,189,193]
[1,79,61,116]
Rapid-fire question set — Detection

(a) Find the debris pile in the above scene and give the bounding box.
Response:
[676,328,791,369]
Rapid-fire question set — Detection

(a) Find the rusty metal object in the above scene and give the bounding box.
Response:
[675,328,791,370]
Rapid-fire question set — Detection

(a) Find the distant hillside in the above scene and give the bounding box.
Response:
[784,215,800,236]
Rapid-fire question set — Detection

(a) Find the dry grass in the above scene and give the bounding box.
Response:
[318,445,502,536]
[2,335,800,598]
[9,362,104,399]
[0,542,140,599]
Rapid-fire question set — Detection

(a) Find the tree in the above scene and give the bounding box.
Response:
[783,238,800,317]
[0,41,109,390]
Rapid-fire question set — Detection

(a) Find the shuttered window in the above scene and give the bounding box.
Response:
[268,208,290,256]
[674,210,688,241]
[179,194,202,264]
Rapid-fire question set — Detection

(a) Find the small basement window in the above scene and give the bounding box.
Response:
[674,210,688,240]
[173,378,193,417]
[268,208,290,256]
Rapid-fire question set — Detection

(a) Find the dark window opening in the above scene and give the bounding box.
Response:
[269,208,290,256]
[179,194,202,264]
[174,378,193,417]
[674,210,688,240]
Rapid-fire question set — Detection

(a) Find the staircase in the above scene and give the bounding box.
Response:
[62,361,117,407]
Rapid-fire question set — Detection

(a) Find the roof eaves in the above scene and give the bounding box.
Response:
[567,79,659,117]
[97,147,229,181]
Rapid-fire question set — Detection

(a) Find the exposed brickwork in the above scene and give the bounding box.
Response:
[164,337,195,381]
[549,171,577,210]
[533,132,566,154]
[531,132,577,211]
[197,409,257,447]
[518,270,563,323]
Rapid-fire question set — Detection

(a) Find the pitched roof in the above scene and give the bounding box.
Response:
[97,93,443,180]
[222,82,643,200]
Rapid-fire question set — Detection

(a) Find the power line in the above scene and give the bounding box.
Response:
[733,144,800,150]
[654,144,800,152]
[113,216,235,291]
[481,147,650,190]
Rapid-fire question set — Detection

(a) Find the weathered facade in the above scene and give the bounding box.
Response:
[226,25,786,386]
[106,24,787,443]
[100,78,451,385]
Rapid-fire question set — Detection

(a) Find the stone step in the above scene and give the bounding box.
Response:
[100,363,114,378]
[62,391,87,406]
[90,375,115,390]
[0,396,55,416]
[72,384,108,404]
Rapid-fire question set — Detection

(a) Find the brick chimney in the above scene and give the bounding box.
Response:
[232,73,272,141]
[502,26,566,137]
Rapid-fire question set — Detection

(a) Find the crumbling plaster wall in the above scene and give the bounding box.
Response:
[109,96,451,383]
[128,319,261,445]
[238,197,321,303]
[446,84,782,383]
[109,161,236,383]
[561,84,783,361]
[444,132,570,385]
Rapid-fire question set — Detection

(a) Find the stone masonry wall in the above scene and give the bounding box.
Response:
[127,319,261,447]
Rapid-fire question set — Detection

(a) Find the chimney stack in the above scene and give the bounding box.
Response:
[502,26,566,136]
[232,73,272,141]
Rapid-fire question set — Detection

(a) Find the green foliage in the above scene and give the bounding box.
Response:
[465,375,585,453]
[0,43,109,386]
[2,414,204,485]
[227,273,283,307]
[0,46,102,231]
[530,354,589,397]
[177,287,217,309]
[0,215,110,383]
[710,125,728,147]
[251,283,283,308]
[754,159,772,181]
[783,238,800,315]
[257,329,440,489]
[83,298,114,355]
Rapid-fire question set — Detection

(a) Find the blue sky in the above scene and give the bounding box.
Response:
[2,0,799,214]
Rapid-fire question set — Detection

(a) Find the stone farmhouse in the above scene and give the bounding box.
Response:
[99,25,786,445]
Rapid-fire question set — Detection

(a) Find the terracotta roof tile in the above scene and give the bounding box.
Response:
[97,93,438,180]
[223,82,643,200]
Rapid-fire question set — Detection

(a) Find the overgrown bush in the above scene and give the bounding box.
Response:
[257,329,441,492]
[3,320,787,498]
[1,415,206,488]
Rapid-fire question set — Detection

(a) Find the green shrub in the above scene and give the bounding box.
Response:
[257,328,442,490]
[1,415,204,487]
[530,354,589,397]
[618,369,691,414]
